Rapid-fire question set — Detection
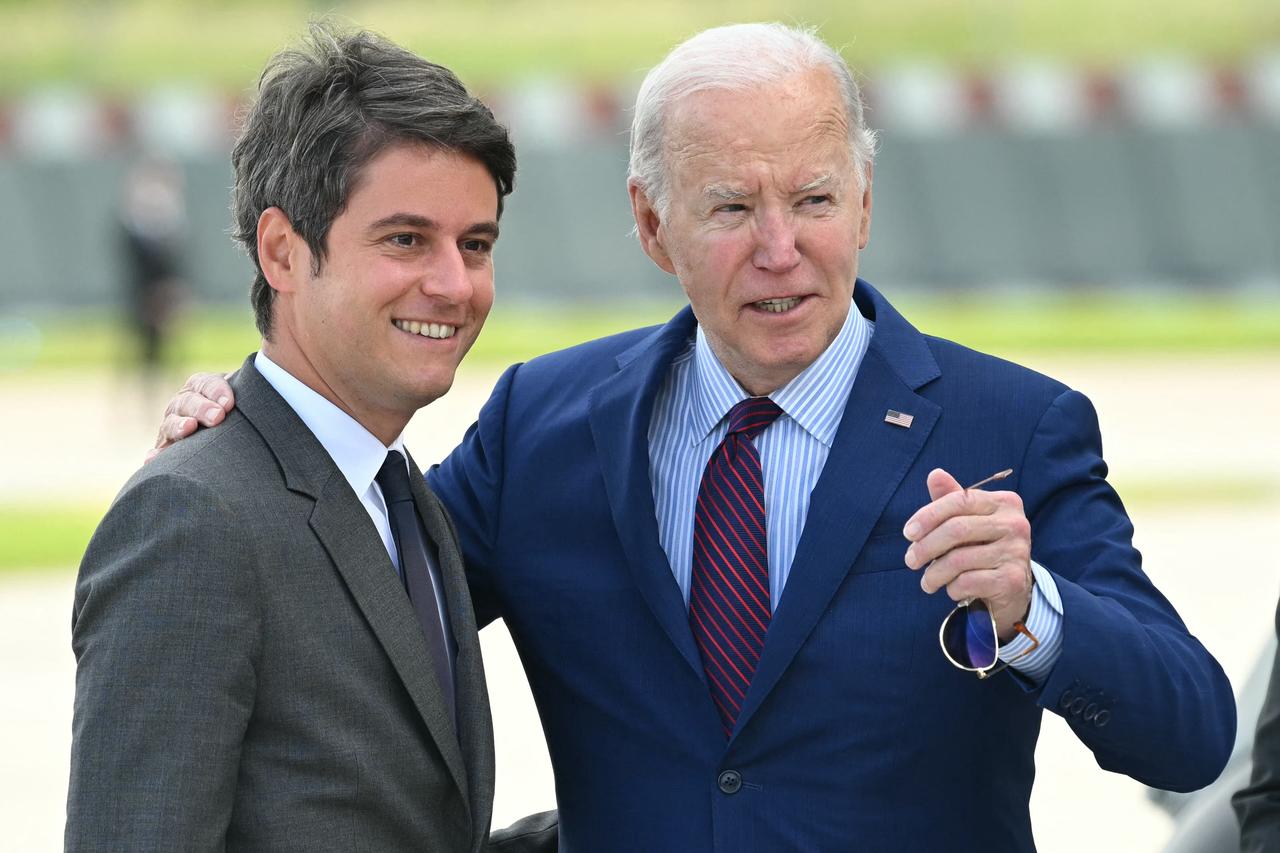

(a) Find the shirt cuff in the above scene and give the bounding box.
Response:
[997,560,1064,684]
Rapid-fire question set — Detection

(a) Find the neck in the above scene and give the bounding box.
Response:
[261,336,409,446]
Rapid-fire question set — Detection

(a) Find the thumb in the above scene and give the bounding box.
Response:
[926,467,964,502]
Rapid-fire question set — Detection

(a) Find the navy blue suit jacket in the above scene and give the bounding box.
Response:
[430,281,1234,851]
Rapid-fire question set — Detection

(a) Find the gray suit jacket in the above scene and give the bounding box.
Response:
[67,357,497,851]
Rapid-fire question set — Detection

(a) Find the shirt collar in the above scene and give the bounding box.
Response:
[254,351,406,498]
[688,299,874,448]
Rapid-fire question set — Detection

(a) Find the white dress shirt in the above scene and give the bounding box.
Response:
[647,301,1063,682]
[254,352,454,667]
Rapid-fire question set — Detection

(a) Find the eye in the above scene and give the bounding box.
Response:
[387,233,420,248]
[799,194,832,207]
[460,238,493,255]
[713,203,747,214]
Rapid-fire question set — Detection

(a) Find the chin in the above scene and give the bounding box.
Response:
[391,375,451,409]
[758,348,819,376]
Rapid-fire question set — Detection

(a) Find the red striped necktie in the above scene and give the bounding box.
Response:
[688,396,783,738]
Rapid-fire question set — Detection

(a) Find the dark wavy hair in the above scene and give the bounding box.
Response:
[231,23,516,338]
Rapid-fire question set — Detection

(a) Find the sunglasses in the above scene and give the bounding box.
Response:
[935,469,1040,680]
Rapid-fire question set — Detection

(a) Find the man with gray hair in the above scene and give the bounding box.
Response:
[69,25,555,852]
[158,22,1233,850]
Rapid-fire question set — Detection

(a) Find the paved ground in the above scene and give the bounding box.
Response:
[3,353,1277,851]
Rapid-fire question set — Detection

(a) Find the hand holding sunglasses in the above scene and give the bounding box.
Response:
[902,468,1038,678]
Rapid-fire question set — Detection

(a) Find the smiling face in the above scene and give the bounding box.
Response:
[630,67,872,396]
[260,142,498,442]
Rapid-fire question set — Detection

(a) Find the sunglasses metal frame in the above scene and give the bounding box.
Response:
[939,601,1041,679]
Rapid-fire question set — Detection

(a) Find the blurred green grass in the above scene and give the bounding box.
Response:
[4,473,1275,575]
[0,503,104,573]
[3,0,1278,93]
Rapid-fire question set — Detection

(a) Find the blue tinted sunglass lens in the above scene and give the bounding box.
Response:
[943,602,998,669]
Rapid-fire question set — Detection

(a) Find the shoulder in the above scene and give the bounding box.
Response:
[887,331,1085,445]
[922,334,1071,401]
[134,408,277,497]
[858,281,1073,414]
[93,409,282,564]
[517,322,668,381]
[480,321,673,420]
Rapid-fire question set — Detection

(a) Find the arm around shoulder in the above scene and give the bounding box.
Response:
[66,470,262,851]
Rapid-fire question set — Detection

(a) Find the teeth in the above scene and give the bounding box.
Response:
[394,319,457,339]
[756,297,802,313]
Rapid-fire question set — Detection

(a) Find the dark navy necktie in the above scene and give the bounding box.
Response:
[688,396,783,738]
[376,450,456,722]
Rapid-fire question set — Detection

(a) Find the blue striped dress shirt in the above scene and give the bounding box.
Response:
[646,300,1063,682]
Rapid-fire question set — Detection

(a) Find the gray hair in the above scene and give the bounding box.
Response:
[232,23,516,339]
[628,22,877,216]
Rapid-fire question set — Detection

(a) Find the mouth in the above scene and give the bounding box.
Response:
[392,319,458,340]
[751,296,806,314]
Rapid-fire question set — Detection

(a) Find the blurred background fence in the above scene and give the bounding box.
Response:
[3,56,1280,309]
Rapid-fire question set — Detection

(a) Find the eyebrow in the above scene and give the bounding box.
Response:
[701,174,838,202]
[368,212,500,239]
[702,185,749,202]
[796,174,834,193]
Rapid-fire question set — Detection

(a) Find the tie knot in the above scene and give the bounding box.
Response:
[375,450,414,505]
[726,396,783,440]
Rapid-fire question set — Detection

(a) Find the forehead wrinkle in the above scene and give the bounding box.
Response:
[812,107,850,141]
[663,91,856,197]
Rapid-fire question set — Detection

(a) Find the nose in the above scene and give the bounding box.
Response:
[752,209,801,273]
[421,243,473,301]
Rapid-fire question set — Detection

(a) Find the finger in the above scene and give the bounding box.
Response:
[926,467,963,502]
[905,514,1005,570]
[166,389,228,426]
[903,468,962,541]
[154,413,199,451]
[904,480,1000,543]
[919,542,1005,593]
[942,567,1006,603]
[183,372,236,411]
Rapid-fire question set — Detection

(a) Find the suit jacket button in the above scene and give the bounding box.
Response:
[718,770,743,794]
[1094,709,1111,727]
[1059,690,1074,710]
[1083,703,1098,721]
[1070,696,1086,716]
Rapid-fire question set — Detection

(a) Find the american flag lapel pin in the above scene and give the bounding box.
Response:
[884,410,914,428]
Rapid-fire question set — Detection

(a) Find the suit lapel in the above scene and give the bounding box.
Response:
[406,450,492,850]
[587,308,708,682]
[308,480,472,810]
[732,283,943,737]
[231,357,472,813]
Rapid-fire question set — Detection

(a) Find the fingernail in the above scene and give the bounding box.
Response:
[903,521,919,540]
[920,576,931,593]
[217,396,229,408]
[904,547,916,569]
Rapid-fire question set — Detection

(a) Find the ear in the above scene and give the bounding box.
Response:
[256,206,309,294]
[857,164,873,250]
[628,180,676,275]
